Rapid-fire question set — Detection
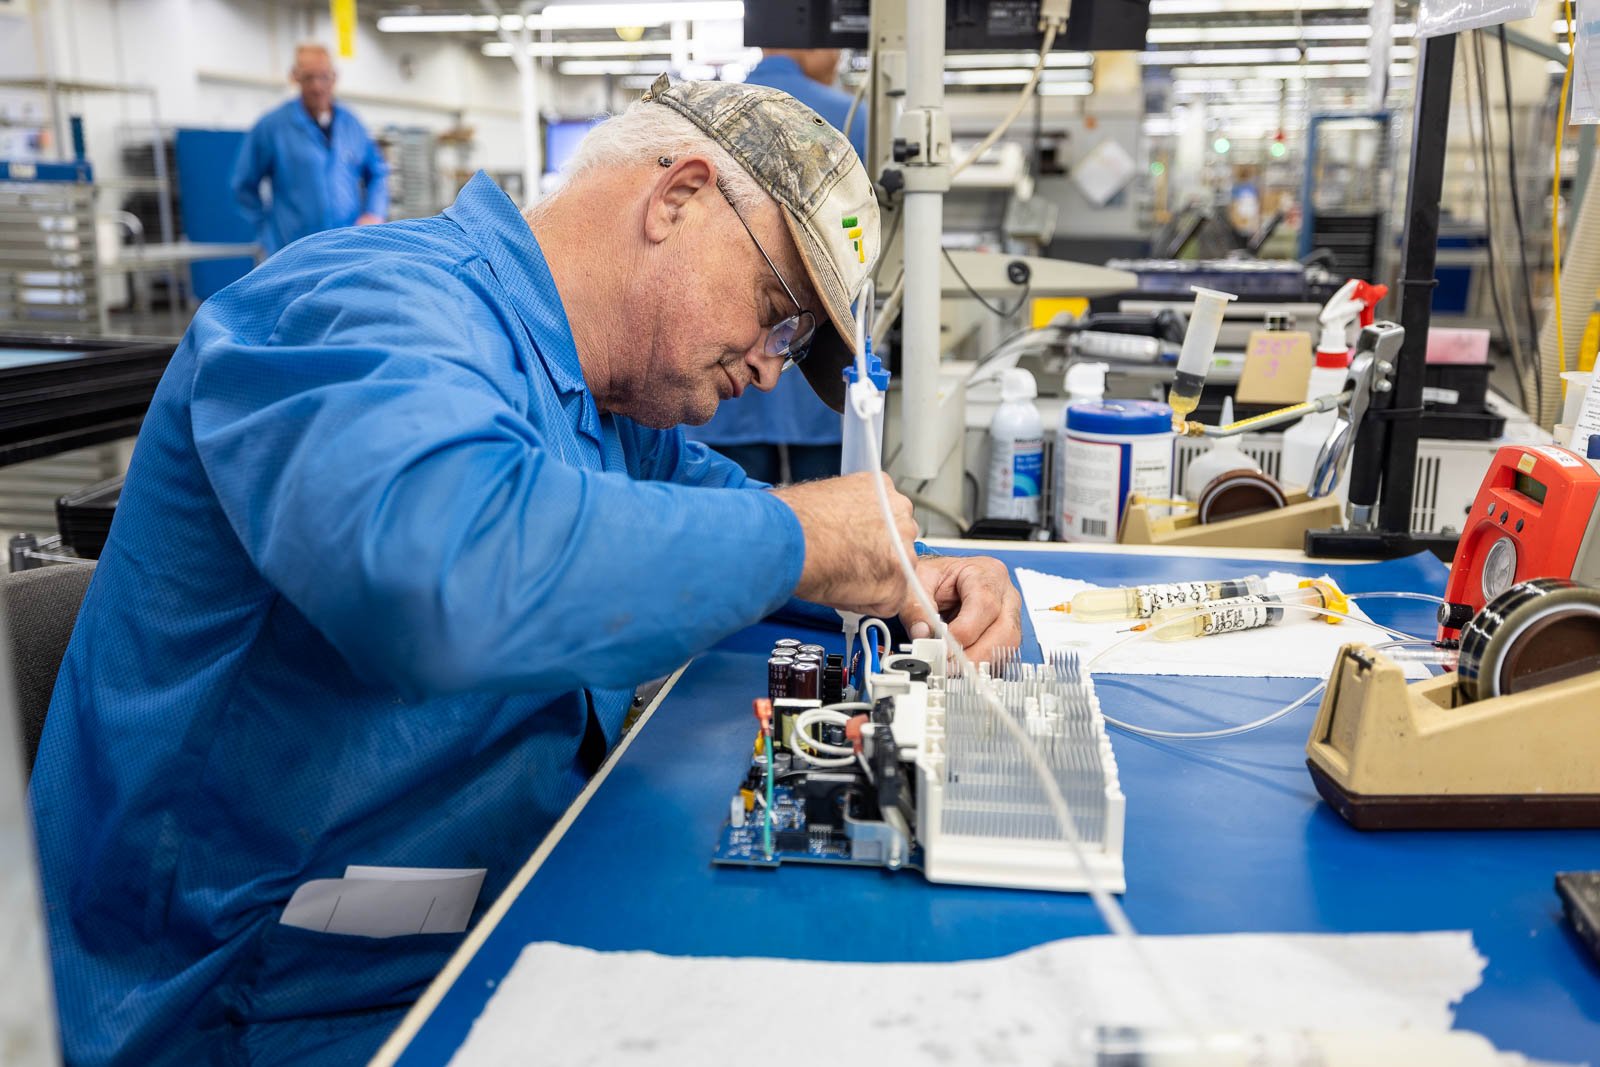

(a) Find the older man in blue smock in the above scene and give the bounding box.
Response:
[232,43,389,254]
[686,48,867,483]
[31,76,1021,1066]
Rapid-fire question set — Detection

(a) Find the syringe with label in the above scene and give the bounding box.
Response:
[1055,576,1270,622]
[1144,579,1348,642]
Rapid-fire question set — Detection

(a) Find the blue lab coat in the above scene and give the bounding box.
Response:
[30,172,804,1066]
[685,55,868,450]
[232,99,391,255]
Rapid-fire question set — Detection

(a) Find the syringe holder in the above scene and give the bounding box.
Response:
[1306,644,1600,829]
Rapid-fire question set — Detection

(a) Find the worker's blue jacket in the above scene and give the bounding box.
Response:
[232,99,391,254]
[684,55,867,449]
[30,172,804,1066]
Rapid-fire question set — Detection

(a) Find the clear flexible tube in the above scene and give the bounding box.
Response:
[852,333,1195,1029]
[1088,593,1434,741]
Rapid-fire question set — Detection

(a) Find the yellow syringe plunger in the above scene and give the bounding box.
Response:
[1147,579,1347,642]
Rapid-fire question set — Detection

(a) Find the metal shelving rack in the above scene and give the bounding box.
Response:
[0,160,105,334]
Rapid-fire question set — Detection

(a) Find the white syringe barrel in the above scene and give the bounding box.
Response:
[1175,286,1238,379]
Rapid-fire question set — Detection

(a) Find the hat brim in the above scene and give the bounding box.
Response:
[781,207,858,415]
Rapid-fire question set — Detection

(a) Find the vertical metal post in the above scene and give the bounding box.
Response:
[897,0,950,481]
[1376,32,1454,534]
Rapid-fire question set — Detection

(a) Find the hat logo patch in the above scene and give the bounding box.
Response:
[842,215,864,264]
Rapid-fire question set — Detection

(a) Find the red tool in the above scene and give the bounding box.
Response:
[1438,444,1600,639]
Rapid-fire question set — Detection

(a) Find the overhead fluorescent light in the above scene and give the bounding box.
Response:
[1147,24,1373,43]
[378,15,498,32]
[944,68,1092,85]
[536,2,743,27]
[482,40,674,58]
[1037,82,1094,95]
[943,51,1094,68]
[558,59,673,76]
[381,3,744,33]
[1152,0,1369,11]
[1145,47,1304,65]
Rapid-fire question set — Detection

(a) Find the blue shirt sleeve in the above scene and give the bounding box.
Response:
[621,422,763,489]
[188,261,805,698]
[358,124,390,219]
[231,118,272,234]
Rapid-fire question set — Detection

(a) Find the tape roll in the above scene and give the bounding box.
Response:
[1196,469,1287,524]
[1456,578,1600,701]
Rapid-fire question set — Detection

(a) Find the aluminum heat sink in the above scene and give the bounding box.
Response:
[913,649,1126,893]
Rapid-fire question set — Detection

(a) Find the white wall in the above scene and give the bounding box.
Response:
[1,0,530,201]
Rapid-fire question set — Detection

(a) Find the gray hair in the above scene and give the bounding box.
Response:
[530,98,770,217]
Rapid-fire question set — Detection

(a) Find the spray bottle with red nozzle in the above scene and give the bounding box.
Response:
[1281,279,1389,490]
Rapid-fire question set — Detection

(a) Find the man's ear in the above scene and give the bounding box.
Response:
[643,156,715,244]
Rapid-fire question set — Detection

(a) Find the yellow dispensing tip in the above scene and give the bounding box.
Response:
[1301,578,1349,623]
[1050,602,1072,613]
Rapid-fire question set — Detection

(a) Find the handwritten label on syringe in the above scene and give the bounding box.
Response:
[1136,582,1212,618]
[1199,596,1278,636]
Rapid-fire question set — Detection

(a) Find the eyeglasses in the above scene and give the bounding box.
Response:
[715,181,816,369]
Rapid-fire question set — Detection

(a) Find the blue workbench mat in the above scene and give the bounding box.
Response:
[391,549,1600,1064]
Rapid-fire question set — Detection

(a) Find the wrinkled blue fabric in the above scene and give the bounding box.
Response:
[30,172,804,1066]
[685,55,867,449]
[232,100,390,255]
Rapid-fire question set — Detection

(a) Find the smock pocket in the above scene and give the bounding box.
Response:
[233,919,463,1024]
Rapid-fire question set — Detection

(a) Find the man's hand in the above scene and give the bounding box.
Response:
[899,555,1022,663]
[355,213,384,226]
[772,473,918,617]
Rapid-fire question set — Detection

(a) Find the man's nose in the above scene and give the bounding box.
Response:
[744,344,785,392]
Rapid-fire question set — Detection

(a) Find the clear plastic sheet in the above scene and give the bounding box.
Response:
[1415,0,1538,39]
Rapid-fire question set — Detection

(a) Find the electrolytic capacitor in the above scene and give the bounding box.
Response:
[767,657,793,699]
[789,661,820,701]
[797,643,826,658]
[773,639,802,652]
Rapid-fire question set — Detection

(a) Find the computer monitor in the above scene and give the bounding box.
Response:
[544,118,604,175]
[745,0,1149,52]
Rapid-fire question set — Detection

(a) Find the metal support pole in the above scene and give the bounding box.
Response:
[1306,33,1459,560]
[897,0,951,481]
[1376,33,1453,535]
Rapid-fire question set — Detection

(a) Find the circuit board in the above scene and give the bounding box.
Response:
[710,635,1127,894]
[712,784,924,871]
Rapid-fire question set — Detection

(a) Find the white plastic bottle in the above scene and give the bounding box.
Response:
[1280,347,1351,490]
[985,368,1045,522]
[1183,396,1263,499]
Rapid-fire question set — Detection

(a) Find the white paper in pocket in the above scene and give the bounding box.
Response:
[279,865,486,938]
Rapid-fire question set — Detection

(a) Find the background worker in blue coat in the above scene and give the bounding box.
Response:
[231,42,390,255]
[685,49,867,484]
[31,76,1021,1067]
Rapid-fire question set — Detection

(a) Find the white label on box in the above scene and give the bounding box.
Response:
[1422,386,1460,406]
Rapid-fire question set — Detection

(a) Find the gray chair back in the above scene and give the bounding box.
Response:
[1,564,94,775]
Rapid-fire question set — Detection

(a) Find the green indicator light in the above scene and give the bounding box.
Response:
[1213,137,1231,154]
[1151,161,1166,176]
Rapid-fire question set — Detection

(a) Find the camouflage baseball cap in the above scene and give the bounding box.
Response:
[641,74,879,413]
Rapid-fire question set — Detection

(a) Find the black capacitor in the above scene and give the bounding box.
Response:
[767,657,793,700]
[797,643,826,657]
[773,638,802,651]
[789,661,820,700]
[792,652,823,668]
